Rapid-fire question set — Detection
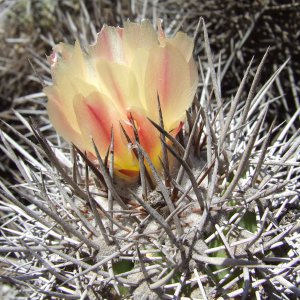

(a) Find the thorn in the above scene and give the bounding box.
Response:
[157,93,171,188]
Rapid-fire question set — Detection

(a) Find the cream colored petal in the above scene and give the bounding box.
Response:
[45,86,82,148]
[144,43,198,130]
[52,41,94,100]
[167,31,194,62]
[47,42,74,67]
[189,55,199,100]
[48,76,98,134]
[130,48,151,111]
[96,60,141,114]
[54,43,74,60]
[89,25,125,64]
[123,20,158,63]
[52,41,88,79]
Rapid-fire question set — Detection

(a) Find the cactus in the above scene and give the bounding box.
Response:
[0,1,299,299]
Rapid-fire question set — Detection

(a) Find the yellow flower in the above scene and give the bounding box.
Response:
[45,20,198,181]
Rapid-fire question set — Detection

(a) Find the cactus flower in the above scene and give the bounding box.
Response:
[45,20,198,181]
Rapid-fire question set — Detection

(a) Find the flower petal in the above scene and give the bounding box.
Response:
[73,92,139,173]
[130,48,151,112]
[123,20,158,63]
[122,109,162,169]
[167,31,194,62]
[49,41,99,133]
[45,86,82,147]
[144,43,198,130]
[96,60,141,113]
[73,92,115,154]
[90,25,125,64]
[48,78,97,136]
[52,41,88,80]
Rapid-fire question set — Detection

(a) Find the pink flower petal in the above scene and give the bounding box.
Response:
[73,92,117,153]
[144,43,198,130]
[122,109,162,169]
[73,92,139,174]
